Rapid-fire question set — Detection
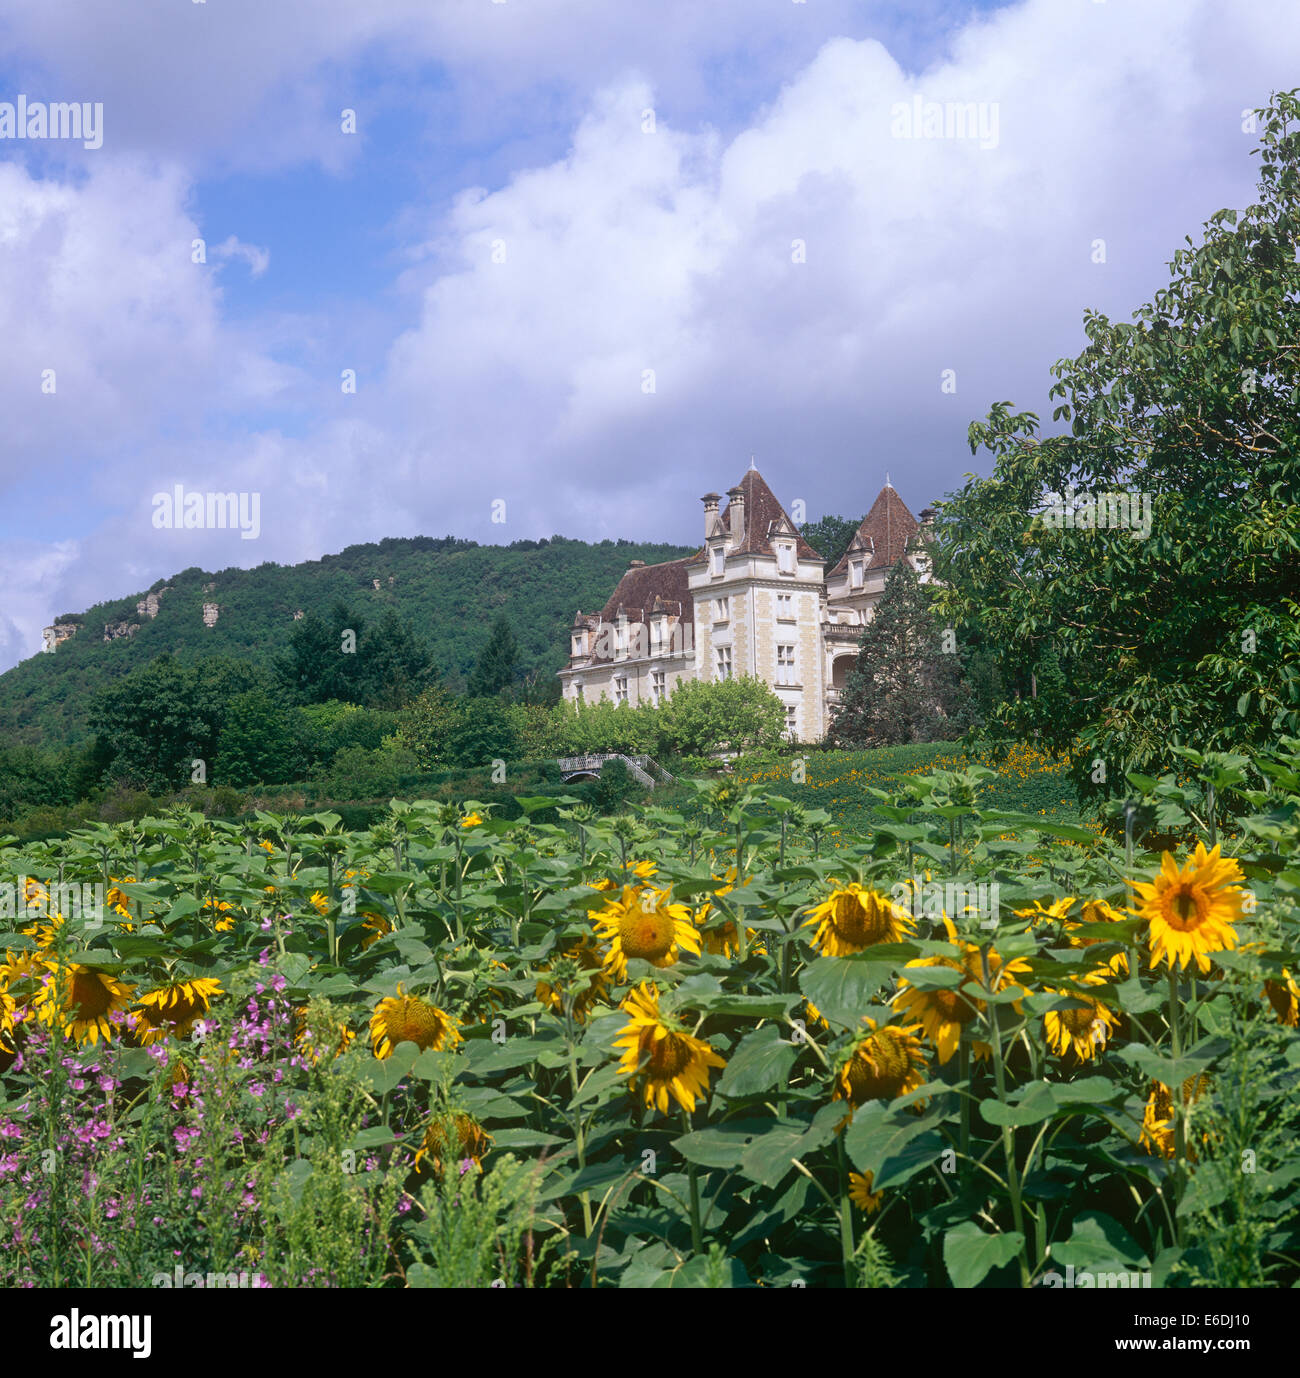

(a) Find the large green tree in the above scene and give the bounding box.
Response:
[88,655,267,792]
[467,616,523,699]
[656,676,785,758]
[932,90,1300,790]
[213,689,308,788]
[829,559,970,748]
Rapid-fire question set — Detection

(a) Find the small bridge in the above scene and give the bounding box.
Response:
[556,754,674,789]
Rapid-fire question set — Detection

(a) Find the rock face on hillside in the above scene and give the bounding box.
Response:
[42,621,80,652]
[136,588,171,620]
[103,620,140,643]
[202,603,220,628]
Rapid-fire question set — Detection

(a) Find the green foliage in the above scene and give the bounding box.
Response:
[933,89,1300,794]
[829,560,972,748]
[275,601,435,710]
[213,689,308,788]
[326,742,420,800]
[655,675,786,757]
[466,616,523,700]
[88,654,269,793]
[800,512,863,570]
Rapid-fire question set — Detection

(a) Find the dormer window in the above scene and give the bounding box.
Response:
[572,630,588,657]
[777,543,795,574]
[850,560,864,589]
[713,597,729,623]
[710,545,725,577]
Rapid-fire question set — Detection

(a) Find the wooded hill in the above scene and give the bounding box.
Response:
[0,534,697,748]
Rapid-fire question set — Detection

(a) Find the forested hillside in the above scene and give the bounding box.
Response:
[0,534,696,747]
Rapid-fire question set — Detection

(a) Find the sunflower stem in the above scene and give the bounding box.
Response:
[982,949,1031,1288]
[686,1143,704,1255]
[836,1135,855,1287]
[1166,967,1187,1247]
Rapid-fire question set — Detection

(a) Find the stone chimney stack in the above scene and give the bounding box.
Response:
[728,485,745,543]
[702,492,720,539]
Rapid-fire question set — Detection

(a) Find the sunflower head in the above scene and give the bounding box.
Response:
[804,883,914,957]
[848,1170,883,1214]
[612,982,725,1116]
[892,940,1030,1064]
[369,984,462,1059]
[1042,973,1119,1062]
[131,977,224,1044]
[1264,970,1300,1028]
[36,965,135,1047]
[591,885,701,982]
[1128,842,1244,974]
[413,1112,492,1175]
[535,934,609,1022]
[1140,1074,1212,1159]
[834,1019,928,1107]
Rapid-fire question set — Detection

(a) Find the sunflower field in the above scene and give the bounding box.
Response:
[1,740,1298,1288]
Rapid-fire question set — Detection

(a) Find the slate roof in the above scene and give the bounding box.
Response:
[827,484,922,577]
[685,468,823,564]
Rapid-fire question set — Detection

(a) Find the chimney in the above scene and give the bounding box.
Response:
[727,485,745,543]
[702,492,720,539]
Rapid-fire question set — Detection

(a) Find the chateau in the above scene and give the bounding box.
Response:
[558,466,934,741]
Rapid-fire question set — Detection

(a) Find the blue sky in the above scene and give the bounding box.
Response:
[0,0,1295,668]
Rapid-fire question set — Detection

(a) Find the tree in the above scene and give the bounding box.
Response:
[355,607,437,710]
[88,655,268,792]
[275,601,364,705]
[445,697,519,769]
[800,513,864,571]
[829,558,970,748]
[213,689,307,788]
[466,617,522,699]
[932,90,1300,790]
[395,683,460,770]
[656,676,785,758]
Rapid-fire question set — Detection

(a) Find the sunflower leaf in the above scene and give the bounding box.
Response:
[943,1222,1025,1288]
[717,1025,798,1099]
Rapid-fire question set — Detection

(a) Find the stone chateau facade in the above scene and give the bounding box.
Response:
[558,465,934,742]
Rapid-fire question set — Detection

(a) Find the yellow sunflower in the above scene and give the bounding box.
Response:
[36,965,135,1047]
[589,860,657,893]
[1128,842,1244,974]
[591,885,701,983]
[803,883,914,957]
[1264,970,1299,1028]
[833,1019,928,1107]
[131,978,224,1044]
[369,984,462,1059]
[412,1112,492,1175]
[203,898,237,932]
[0,948,56,1008]
[1140,1074,1212,1159]
[848,1170,883,1215]
[307,891,330,915]
[22,910,65,949]
[460,811,483,828]
[612,982,726,1116]
[1043,973,1119,1061]
[106,877,135,920]
[258,840,275,853]
[358,911,393,949]
[535,934,610,1023]
[892,936,1031,1065]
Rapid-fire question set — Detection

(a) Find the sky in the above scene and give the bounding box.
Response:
[0,0,1295,672]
